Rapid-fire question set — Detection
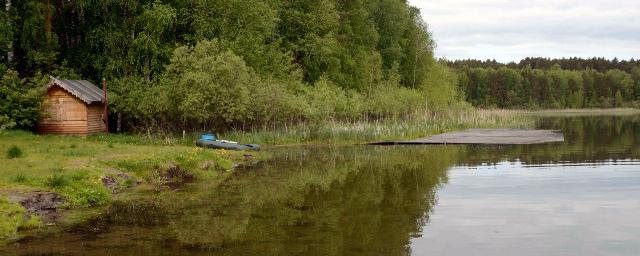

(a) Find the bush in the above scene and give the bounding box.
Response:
[0,115,15,131]
[249,79,309,126]
[45,174,69,189]
[161,40,254,128]
[365,85,425,118]
[6,145,23,159]
[106,41,467,134]
[305,77,363,121]
[421,64,462,112]
[0,70,45,130]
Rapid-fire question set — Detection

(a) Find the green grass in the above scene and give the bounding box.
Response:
[0,197,41,242]
[0,130,267,241]
[6,145,23,159]
[45,174,69,189]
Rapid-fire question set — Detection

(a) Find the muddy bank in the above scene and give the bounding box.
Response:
[8,192,66,224]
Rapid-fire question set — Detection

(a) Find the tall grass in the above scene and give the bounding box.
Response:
[79,109,535,146]
[220,110,535,145]
[45,174,69,189]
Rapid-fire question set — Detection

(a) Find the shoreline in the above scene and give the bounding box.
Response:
[0,131,267,243]
[1,107,637,244]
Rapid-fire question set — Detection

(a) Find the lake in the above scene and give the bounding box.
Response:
[4,115,640,255]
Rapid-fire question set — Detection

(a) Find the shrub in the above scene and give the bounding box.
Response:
[305,77,362,121]
[160,40,254,128]
[10,174,29,184]
[6,145,23,159]
[365,85,425,118]
[0,70,45,130]
[45,174,69,189]
[0,115,15,131]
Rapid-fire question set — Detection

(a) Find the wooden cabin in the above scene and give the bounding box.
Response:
[38,77,107,136]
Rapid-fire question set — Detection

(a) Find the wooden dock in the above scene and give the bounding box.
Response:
[371,129,565,145]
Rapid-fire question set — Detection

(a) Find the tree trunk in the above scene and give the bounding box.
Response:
[117,112,122,133]
[46,0,53,45]
[144,56,151,82]
[5,0,12,63]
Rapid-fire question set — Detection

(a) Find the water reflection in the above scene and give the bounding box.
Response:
[459,115,640,167]
[411,115,640,256]
[164,146,457,255]
[5,146,458,255]
[4,115,640,255]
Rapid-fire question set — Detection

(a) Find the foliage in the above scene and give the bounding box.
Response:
[456,65,640,109]
[0,0,463,133]
[108,38,464,132]
[304,77,362,121]
[446,57,640,74]
[162,40,254,127]
[0,70,44,130]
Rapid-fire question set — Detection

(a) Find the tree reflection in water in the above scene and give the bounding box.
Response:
[7,145,459,256]
[7,115,639,256]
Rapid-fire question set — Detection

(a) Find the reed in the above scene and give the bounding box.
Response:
[220,109,535,146]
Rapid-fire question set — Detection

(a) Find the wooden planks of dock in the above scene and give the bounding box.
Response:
[371,129,565,145]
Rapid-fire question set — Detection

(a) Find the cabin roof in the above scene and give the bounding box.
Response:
[48,76,104,104]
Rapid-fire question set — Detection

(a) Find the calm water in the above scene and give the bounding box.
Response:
[4,115,640,255]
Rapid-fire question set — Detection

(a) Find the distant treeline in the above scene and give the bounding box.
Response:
[446,58,640,109]
[446,57,640,74]
[0,0,463,132]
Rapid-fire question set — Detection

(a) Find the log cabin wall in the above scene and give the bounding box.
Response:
[39,86,88,135]
[87,104,106,134]
[38,85,105,136]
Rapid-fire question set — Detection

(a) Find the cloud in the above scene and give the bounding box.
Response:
[407,0,640,62]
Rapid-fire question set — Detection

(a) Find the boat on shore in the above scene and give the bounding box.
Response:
[196,134,261,151]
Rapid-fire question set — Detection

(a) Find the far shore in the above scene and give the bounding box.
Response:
[482,108,640,116]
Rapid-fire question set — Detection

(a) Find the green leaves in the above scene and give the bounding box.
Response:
[457,66,639,109]
[0,70,44,129]
[163,40,253,125]
[0,0,475,133]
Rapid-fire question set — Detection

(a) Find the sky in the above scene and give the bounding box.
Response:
[407,0,640,63]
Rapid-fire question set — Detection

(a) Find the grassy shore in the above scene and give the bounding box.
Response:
[0,130,266,242]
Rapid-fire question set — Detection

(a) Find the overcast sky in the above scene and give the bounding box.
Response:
[407,0,640,63]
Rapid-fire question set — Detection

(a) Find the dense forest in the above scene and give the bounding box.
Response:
[0,0,463,132]
[1,1,638,133]
[446,58,640,109]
